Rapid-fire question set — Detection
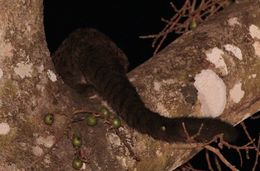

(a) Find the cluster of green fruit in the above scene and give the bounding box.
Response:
[43,107,122,170]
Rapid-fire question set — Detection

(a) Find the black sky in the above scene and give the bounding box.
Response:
[43,0,178,70]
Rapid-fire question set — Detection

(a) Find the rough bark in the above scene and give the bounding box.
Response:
[0,0,259,171]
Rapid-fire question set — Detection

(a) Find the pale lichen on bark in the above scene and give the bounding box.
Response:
[0,1,259,171]
[0,0,86,170]
[128,1,260,170]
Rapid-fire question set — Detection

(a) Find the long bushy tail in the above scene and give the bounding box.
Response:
[53,28,238,143]
[83,64,238,143]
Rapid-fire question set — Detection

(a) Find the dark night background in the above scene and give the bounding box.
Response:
[43,0,177,70]
[43,1,259,170]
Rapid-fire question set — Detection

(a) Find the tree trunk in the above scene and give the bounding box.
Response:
[0,0,259,170]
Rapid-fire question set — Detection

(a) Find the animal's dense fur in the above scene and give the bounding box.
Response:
[52,28,238,143]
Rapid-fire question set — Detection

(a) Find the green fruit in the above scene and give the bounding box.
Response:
[72,135,82,148]
[189,20,197,30]
[100,107,109,118]
[44,113,54,125]
[112,117,121,128]
[72,157,83,170]
[86,114,97,126]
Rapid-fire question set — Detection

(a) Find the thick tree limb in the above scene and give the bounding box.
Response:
[0,0,259,171]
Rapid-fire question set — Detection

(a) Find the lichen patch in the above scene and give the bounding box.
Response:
[106,133,121,147]
[194,69,227,117]
[253,41,260,58]
[162,78,177,84]
[0,30,14,59]
[248,74,257,79]
[14,62,33,79]
[0,68,3,79]
[32,145,44,156]
[229,82,245,103]
[47,69,57,82]
[156,149,163,157]
[129,77,136,83]
[44,154,51,165]
[153,81,161,91]
[37,64,44,73]
[224,44,242,60]
[205,47,228,75]
[36,135,55,148]
[116,156,135,169]
[249,24,260,39]
[0,122,11,135]
[156,102,170,117]
[116,156,127,168]
[227,17,241,26]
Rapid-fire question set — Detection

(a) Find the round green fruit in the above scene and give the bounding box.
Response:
[86,114,97,126]
[44,113,54,125]
[72,157,83,170]
[112,117,121,128]
[189,20,197,30]
[100,107,109,118]
[72,135,82,148]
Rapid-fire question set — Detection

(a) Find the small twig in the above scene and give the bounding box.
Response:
[220,137,256,150]
[250,114,260,120]
[205,150,214,171]
[191,0,197,12]
[240,121,258,148]
[177,162,206,171]
[182,122,204,142]
[173,134,222,149]
[205,145,238,171]
[214,155,222,171]
[170,2,179,12]
[176,122,258,170]
[161,18,170,24]
[141,0,231,54]
[218,134,256,167]
[252,134,260,171]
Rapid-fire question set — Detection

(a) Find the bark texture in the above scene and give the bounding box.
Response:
[0,0,259,171]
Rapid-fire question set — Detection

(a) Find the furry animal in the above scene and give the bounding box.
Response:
[52,28,238,143]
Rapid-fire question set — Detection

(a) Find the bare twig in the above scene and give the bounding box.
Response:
[241,122,255,143]
[205,145,238,171]
[218,133,256,167]
[205,150,214,171]
[252,135,260,171]
[182,122,204,142]
[250,114,260,120]
[214,155,222,171]
[140,0,232,54]
[176,163,206,171]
